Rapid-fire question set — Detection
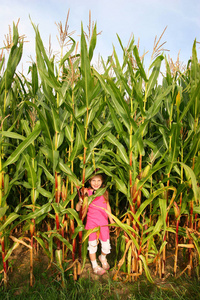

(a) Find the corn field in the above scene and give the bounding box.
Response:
[0,16,200,288]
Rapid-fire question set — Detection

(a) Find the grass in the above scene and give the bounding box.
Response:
[1,267,200,300]
[1,246,200,300]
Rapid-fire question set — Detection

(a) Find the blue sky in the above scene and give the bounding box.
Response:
[0,0,200,74]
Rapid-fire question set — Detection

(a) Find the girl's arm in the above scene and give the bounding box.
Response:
[76,198,83,212]
[107,202,114,224]
[76,188,88,212]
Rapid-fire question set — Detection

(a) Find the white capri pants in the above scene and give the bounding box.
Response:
[88,239,111,255]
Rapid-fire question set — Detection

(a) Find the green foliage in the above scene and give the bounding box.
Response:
[0,16,199,287]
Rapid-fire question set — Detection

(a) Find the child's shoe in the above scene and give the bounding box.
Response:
[93,265,106,275]
[99,255,110,270]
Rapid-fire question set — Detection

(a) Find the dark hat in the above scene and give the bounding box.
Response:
[92,168,107,181]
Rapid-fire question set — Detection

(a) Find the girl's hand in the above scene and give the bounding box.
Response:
[109,217,115,229]
[110,223,115,231]
[76,187,88,211]
[109,218,114,224]
[76,198,83,212]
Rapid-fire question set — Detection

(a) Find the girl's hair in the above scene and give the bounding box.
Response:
[89,173,109,202]
[103,190,109,202]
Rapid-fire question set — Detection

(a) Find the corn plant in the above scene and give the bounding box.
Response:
[0,14,199,288]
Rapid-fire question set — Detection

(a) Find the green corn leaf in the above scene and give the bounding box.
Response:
[0,27,23,95]
[60,37,76,66]
[38,160,54,183]
[119,75,132,97]
[104,211,139,249]
[107,100,124,134]
[86,130,111,163]
[65,104,88,148]
[62,192,77,208]
[106,133,129,165]
[184,132,200,164]
[87,185,108,205]
[73,116,88,148]
[96,164,115,178]
[180,80,200,122]
[0,213,19,232]
[93,69,131,131]
[137,160,169,190]
[53,233,73,251]
[87,97,104,125]
[92,119,113,136]
[37,187,52,199]
[107,78,132,128]
[145,55,164,99]
[60,109,70,131]
[0,131,25,141]
[20,120,36,158]
[139,254,154,283]
[0,55,5,73]
[89,23,97,61]
[32,21,59,90]
[75,105,87,119]
[136,186,175,219]
[25,101,53,150]
[116,34,125,52]
[146,85,172,119]
[71,225,85,239]
[159,241,168,255]
[116,223,139,248]
[190,39,199,83]
[142,218,163,245]
[40,147,53,162]
[53,150,60,173]
[23,154,37,188]
[21,119,31,137]
[34,236,51,259]
[159,197,167,234]
[52,203,61,214]
[59,159,81,187]
[31,62,38,96]
[54,132,64,150]
[2,123,41,170]
[133,45,148,82]
[69,131,82,162]
[81,22,91,107]
[113,46,123,78]
[4,242,18,262]
[113,175,128,195]
[65,124,74,142]
[82,226,100,242]
[0,206,8,218]
[190,233,200,260]
[21,203,52,221]
[178,162,198,202]
[51,107,61,133]
[81,234,89,271]
[37,67,61,93]
[64,208,83,226]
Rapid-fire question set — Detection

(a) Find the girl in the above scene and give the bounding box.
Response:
[76,172,114,275]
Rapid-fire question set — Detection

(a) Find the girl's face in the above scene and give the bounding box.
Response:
[90,175,103,191]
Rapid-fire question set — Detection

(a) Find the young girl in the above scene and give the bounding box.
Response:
[76,173,114,275]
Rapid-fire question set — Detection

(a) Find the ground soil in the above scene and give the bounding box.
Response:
[1,231,196,296]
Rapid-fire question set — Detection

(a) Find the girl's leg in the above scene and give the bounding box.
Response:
[89,252,98,269]
[88,239,106,275]
[99,239,111,270]
[99,252,107,260]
